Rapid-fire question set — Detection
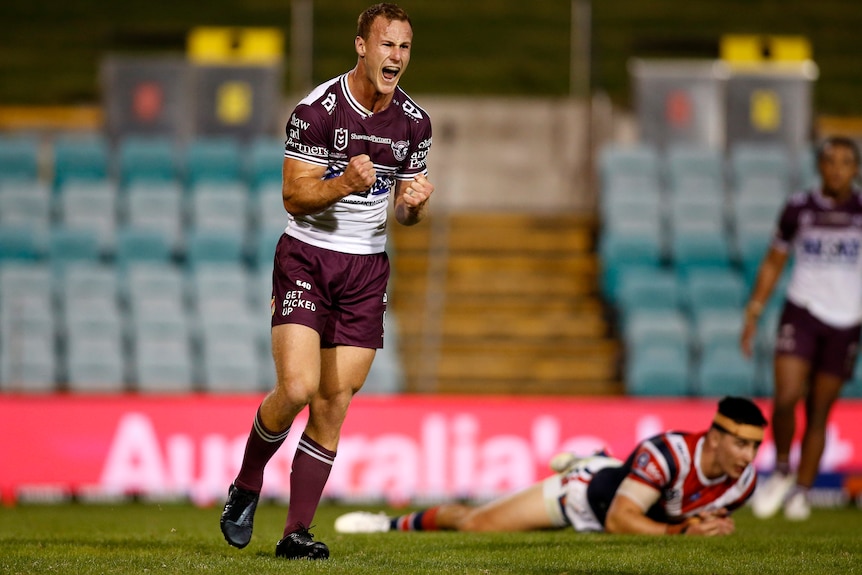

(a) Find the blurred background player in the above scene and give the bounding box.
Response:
[335,397,766,536]
[219,3,434,559]
[741,135,862,521]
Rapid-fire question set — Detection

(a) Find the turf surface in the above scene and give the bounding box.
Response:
[1,501,860,574]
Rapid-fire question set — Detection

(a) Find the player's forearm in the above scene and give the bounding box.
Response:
[394,200,426,226]
[604,508,668,535]
[282,176,354,216]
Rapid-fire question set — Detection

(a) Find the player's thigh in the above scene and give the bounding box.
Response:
[271,323,323,400]
[461,482,553,532]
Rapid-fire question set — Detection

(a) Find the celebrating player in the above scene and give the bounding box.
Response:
[335,397,766,536]
[741,135,862,521]
[219,3,434,560]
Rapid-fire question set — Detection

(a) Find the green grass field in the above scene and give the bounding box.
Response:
[1,501,861,575]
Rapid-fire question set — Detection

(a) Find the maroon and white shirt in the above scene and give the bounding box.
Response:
[283,73,433,254]
[772,188,862,327]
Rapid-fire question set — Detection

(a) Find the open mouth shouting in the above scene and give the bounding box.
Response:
[382,66,400,82]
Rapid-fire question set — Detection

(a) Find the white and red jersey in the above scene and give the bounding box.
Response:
[584,431,757,526]
[283,73,433,255]
[772,188,862,327]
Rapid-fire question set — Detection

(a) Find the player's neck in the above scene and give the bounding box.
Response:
[347,67,394,115]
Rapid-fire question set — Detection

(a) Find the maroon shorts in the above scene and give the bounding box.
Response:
[774,300,862,380]
[270,234,390,349]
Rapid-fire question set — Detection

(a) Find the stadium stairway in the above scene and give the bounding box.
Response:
[389,211,621,396]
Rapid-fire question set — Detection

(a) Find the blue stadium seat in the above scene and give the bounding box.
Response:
[133,340,195,393]
[185,136,242,186]
[669,193,725,229]
[729,143,792,195]
[252,180,286,230]
[599,143,661,187]
[189,263,251,308]
[693,310,744,356]
[599,219,664,301]
[52,135,110,188]
[0,135,40,182]
[670,220,731,276]
[683,268,746,316]
[623,309,690,354]
[65,336,127,393]
[200,335,262,392]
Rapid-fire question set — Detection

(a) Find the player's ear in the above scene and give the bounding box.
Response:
[356,36,366,58]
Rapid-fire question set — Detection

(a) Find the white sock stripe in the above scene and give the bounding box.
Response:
[298,439,335,465]
[254,418,289,443]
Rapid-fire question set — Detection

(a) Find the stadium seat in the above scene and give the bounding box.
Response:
[189,262,252,308]
[735,220,774,283]
[665,144,724,196]
[115,227,172,270]
[615,266,681,320]
[0,226,45,261]
[693,310,744,356]
[133,338,195,393]
[598,143,661,187]
[696,345,756,397]
[0,181,51,231]
[795,146,818,190]
[599,187,663,228]
[670,220,731,276]
[124,263,186,312]
[599,219,664,301]
[187,180,249,232]
[0,262,52,298]
[47,227,101,271]
[683,268,746,316]
[251,180,287,230]
[184,136,243,186]
[0,135,40,182]
[623,309,690,354]
[0,331,56,392]
[200,336,262,392]
[65,336,127,393]
[247,136,285,192]
[123,180,185,253]
[729,143,792,195]
[184,228,245,268]
[669,193,725,229]
[625,341,691,396]
[56,180,118,254]
[117,135,179,187]
[52,135,110,188]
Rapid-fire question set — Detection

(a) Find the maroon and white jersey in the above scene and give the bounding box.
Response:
[772,188,862,327]
[283,73,432,254]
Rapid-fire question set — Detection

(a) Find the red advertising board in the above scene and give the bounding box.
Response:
[1,395,861,505]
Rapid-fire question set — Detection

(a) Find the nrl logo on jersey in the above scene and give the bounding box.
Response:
[391,140,409,161]
[334,128,348,151]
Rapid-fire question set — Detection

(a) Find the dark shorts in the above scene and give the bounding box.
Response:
[775,300,862,380]
[271,234,390,349]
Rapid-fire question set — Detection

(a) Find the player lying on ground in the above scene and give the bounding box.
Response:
[336,396,766,536]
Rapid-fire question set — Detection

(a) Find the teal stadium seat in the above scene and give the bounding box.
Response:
[52,135,109,188]
[615,267,681,320]
[185,228,245,268]
[117,135,180,187]
[624,308,690,354]
[0,226,45,261]
[729,143,792,196]
[599,218,663,301]
[123,180,184,253]
[625,341,691,396]
[185,136,243,186]
[0,181,51,231]
[0,135,40,182]
[670,220,731,276]
[683,268,746,315]
[693,310,744,356]
[115,227,172,270]
[57,180,118,254]
[47,227,101,272]
[665,144,724,196]
[0,331,56,392]
[187,180,249,233]
[247,136,285,192]
[65,336,127,393]
[669,193,725,229]
[697,345,756,397]
[200,335,262,393]
[599,144,661,192]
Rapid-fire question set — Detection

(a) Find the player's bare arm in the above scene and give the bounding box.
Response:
[394,173,433,226]
[740,246,789,357]
[606,488,734,536]
[282,154,377,216]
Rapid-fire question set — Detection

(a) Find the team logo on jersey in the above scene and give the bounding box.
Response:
[391,140,409,161]
[334,128,348,151]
